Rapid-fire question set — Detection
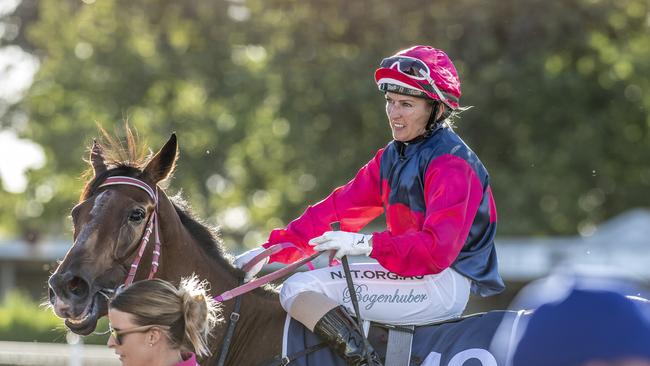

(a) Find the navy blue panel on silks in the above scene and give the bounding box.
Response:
[282,310,531,366]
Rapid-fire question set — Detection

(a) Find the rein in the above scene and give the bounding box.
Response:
[215,243,319,302]
[98,176,161,287]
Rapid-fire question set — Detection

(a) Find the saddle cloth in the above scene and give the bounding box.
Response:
[281,310,530,366]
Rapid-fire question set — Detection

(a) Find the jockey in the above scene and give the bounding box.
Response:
[235,45,505,366]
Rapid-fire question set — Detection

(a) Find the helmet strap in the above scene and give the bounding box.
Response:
[425,102,450,130]
[426,102,440,130]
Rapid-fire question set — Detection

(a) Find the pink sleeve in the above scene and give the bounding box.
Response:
[370,154,484,276]
[263,149,385,263]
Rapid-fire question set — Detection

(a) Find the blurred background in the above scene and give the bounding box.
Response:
[0,0,649,363]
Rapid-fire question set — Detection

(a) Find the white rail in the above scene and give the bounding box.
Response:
[0,341,119,366]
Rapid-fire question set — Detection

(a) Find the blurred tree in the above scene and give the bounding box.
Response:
[1,0,648,247]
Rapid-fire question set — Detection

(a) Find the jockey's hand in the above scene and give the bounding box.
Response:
[309,231,373,260]
[233,247,268,283]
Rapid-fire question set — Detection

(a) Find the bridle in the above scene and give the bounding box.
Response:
[98,175,162,287]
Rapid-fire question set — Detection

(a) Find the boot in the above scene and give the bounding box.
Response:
[313,305,383,366]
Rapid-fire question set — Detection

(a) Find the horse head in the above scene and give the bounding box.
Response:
[48,133,178,335]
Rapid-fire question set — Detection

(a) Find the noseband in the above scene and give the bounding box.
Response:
[98,176,161,287]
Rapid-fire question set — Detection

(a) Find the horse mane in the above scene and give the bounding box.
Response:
[171,195,281,299]
[80,123,150,200]
[167,192,231,265]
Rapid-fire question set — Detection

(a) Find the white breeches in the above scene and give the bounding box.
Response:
[279,262,471,325]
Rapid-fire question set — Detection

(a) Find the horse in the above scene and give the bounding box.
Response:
[48,130,535,366]
[48,131,288,365]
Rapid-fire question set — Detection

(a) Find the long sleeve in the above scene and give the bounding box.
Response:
[263,149,385,263]
[370,154,485,277]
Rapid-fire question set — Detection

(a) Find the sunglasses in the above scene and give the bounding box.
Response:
[109,324,169,345]
[379,55,450,106]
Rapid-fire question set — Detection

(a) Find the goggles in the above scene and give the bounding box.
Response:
[380,56,430,80]
[379,55,450,107]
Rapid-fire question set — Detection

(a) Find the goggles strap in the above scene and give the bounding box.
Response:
[418,69,450,108]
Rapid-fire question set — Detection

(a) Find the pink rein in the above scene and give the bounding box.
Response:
[215,243,321,302]
[98,176,161,287]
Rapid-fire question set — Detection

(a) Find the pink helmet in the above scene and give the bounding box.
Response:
[374,46,461,109]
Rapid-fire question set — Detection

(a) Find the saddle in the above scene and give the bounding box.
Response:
[275,310,529,366]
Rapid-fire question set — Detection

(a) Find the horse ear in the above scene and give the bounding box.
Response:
[143,133,178,184]
[90,139,107,177]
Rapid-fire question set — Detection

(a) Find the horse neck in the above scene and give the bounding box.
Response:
[154,193,240,293]
[153,193,286,363]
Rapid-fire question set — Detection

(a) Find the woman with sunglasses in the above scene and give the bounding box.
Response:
[107,277,220,366]
[236,45,505,365]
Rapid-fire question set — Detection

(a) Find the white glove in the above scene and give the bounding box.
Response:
[309,231,373,260]
[233,247,268,283]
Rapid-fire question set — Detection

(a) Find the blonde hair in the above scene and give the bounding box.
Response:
[109,276,222,357]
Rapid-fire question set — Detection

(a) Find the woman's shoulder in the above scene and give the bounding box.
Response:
[422,126,469,154]
[431,125,464,142]
[422,128,488,172]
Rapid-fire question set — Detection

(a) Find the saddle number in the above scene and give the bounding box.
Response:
[422,348,497,366]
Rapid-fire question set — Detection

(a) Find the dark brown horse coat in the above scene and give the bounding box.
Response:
[48,132,285,365]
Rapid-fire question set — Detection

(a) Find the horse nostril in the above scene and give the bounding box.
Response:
[49,273,65,298]
[68,276,89,298]
[49,272,91,302]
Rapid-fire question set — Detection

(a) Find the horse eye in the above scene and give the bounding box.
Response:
[128,209,146,223]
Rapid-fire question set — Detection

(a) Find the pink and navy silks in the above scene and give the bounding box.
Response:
[176,352,199,366]
[263,125,505,296]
